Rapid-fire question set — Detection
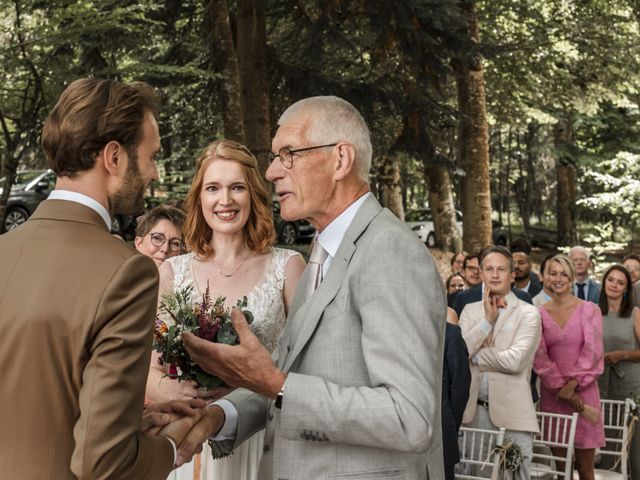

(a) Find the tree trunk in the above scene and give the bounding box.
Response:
[378,155,404,219]
[515,130,531,237]
[496,127,503,226]
[454,0,492,253]
[425,164,462,252]
[206,0,245,143]
[554,118,577,246]
[237,0,271,176]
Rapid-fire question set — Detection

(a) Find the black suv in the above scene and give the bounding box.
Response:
[1,169,55,232]
[273,199,315,245]
[1,169,136,237]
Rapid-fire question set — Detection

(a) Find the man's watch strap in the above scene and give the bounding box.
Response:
[275,387,284,409]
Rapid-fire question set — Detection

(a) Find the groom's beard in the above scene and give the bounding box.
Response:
[110,154,146,216]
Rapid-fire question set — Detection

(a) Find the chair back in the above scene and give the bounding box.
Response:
[595,398,637,480]
[456,426,506,480]
[531,411,578,479]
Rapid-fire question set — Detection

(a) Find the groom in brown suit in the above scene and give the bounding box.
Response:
[0,78,196,479]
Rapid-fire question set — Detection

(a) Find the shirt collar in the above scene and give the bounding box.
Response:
[48,190,112,228]
[316,192,371,258]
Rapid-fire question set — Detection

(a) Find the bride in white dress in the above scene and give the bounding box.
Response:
[145,140,305,480]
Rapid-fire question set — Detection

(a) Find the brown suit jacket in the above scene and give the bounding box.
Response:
[0,199,173,479]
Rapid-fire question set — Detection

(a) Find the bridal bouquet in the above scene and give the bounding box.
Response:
[153,284,253,388]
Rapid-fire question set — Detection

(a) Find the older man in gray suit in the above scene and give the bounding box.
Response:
[177,96,447,479]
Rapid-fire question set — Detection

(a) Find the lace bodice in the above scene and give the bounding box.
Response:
[165,248,300,353]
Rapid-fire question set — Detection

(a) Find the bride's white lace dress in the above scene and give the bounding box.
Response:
[166,247,300,480]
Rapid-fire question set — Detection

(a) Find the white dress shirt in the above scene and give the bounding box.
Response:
[211,192,372,440]
[48,190,112,228]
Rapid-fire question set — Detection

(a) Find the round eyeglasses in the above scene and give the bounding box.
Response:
[268,143,337,169]
[149,232,184,253]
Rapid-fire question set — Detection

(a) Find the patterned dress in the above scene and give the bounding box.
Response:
[534,301,605,449]
[166,247,301,480]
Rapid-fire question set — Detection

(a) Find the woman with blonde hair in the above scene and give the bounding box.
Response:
[533,254,605,480]
[146,140,305,480]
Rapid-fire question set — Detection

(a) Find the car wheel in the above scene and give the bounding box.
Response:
[426,232,436,247]
[111,215,122,233]
[279,222,298,245]
[3,207,29,231]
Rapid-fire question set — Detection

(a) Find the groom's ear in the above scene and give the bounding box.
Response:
[333,142,356,181]
[101,141,126,176]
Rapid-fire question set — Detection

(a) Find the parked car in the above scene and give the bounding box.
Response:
[405,209,508,248]
[527,225,558,247]
[1,168,136,238]
[273,198,315,245]
[1,169,56,232]
[405,208,463,247]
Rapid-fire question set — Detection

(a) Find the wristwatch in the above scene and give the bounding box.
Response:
[274,386,285,409]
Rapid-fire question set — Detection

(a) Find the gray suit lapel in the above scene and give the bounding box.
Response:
[281,195,382,372]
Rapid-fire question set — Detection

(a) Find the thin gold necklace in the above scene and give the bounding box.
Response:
[214,252,252,278]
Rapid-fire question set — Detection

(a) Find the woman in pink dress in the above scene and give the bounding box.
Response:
[533,254,605,480]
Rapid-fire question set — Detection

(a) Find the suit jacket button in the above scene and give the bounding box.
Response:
[268,412,274,421]
[263,445,270,454]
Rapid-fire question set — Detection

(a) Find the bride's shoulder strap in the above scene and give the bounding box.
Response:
[167,252,194,289]
[271,247,302,279]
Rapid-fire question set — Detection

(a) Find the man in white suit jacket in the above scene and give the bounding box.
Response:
[459,246,541,478]
[178,96,447,479]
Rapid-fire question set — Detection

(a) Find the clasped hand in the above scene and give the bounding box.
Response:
[141,399,225,468]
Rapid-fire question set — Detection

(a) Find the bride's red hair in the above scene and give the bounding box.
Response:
[183,140,275,258]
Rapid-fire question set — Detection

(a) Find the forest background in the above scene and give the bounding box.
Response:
[1,0,639,261]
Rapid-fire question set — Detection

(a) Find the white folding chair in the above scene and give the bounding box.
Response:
[531,411,578,480]
[456,426,506,480]
[590,398,636,480]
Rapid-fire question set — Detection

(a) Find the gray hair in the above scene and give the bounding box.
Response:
[569,245,591,259]
[278,96,372,182]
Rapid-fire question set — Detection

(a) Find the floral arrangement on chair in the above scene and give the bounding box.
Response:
[489,437,525,474]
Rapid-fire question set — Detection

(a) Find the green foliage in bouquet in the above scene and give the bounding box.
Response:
[153,284,253,388]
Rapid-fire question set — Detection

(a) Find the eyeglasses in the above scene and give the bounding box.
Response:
[465,266,480,272]
[268,143,337,169]
[149,232,184,252]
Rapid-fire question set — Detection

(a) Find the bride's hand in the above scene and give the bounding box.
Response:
[157,378,201,401]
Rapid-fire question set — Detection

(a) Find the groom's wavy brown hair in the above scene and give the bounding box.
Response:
[183,140,275,258]
[42,77,159,178]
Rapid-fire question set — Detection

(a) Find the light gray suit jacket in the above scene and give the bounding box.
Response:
[214,195,447,480]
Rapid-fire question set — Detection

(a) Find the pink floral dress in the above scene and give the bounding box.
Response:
[534,301,605,448]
